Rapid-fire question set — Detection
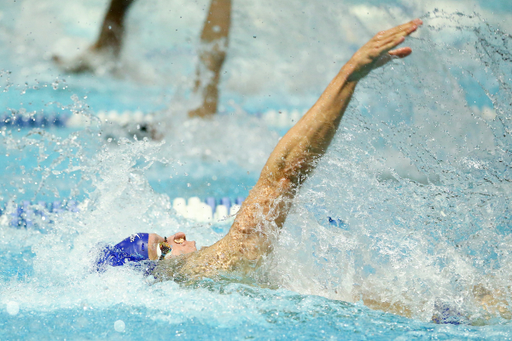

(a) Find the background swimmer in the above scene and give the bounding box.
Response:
[53,0,135,71]
[53,0,232,118]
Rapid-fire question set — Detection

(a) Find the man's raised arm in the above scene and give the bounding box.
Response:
[231,19,423,238]
[156,20,423,279]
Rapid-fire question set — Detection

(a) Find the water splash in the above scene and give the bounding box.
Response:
[1,1,512,338]
[268,11,512,323]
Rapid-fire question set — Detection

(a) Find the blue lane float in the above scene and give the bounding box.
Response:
[1,112,69,128]
[1,197,349,233]
[0,109,309,130]
[4,200,79,228]
[0,197,246,228]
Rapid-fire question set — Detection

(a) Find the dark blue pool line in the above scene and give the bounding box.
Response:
[0,196,246,228]
[205,196,245,215]
[0,110,299,130]
[1,200,79,228]
[1,112,69,128]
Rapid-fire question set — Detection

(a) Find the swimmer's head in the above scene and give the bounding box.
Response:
[165,232,197,258]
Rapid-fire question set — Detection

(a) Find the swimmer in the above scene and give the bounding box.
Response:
[97,19,423,279]
[93,18,512,323]
[53,0,231,118]
[140,20,427,315]
[53,0,135,73]
[154,18,423,277]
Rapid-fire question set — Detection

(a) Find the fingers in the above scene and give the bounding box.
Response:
[379,24,415,45]
[348,19,421,81]
[388,19,422,37]
[374,46,412,69]
[388,47,412,58]
[381,36,405,53]
[374,19,421,57]
[378,19,422,43]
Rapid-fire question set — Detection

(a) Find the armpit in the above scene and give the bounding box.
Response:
[231,182,292,235]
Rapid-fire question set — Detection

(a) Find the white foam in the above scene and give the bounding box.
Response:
[6,301,19,316]
[173,197,187,217]
[214,205,229,221]
[229,204,241,216]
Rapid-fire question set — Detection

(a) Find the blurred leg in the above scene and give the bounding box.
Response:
[93,0,136,56]
[53,0,135,73]
[188,0,232,118]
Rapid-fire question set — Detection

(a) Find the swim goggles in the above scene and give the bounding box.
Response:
[157,236,187,260]
[157,237,172,260]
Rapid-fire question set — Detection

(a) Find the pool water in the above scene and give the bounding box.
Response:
[2,0,512,339]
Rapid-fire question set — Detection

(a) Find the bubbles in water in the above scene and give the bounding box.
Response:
[114,320,125,332]
[76,317,88,328]
[6,301,19,316]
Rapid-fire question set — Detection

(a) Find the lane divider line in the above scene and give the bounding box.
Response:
[0,196,246,228]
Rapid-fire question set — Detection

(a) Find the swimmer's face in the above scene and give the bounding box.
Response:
[168,232,197,256]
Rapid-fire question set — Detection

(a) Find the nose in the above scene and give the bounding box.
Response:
[182,239,197,251]
[173,232,186,244]
[186,240,197,252]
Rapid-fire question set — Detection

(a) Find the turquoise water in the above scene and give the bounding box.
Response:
[2,0,512,339]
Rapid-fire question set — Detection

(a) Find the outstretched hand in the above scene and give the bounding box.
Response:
[347,19,423,81]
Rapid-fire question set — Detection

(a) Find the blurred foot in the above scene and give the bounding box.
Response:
[52,46,119,75]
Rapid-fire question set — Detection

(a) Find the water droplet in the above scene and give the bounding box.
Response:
[114,320,125,332]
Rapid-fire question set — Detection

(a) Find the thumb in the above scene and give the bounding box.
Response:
[375,47,413,68]
[389,47,413,58]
